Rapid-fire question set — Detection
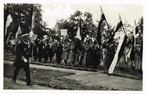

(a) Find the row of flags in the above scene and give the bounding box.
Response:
[96,8,140,74]
[74,7,138,74]
[5,6,141,74]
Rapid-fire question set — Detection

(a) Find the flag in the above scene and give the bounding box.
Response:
[29,11,35,43]
[75,26,81,40]
[29,30,35,43]
[5,14,13,36]
[15,25,22,39]
[97,13,106,45]
[108,20,126,74]
[114,21,123,33]
[105,21,123,44]
[108,32,127,74]
[135,26,139,35]
[31,12,35,29]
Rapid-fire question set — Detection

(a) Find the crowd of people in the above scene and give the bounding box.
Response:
[27,35,101,69]
[8,28,142,86]
[7,29,143,72]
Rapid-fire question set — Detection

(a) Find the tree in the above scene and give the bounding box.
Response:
[56,10,96,40]
[4,4,48,41]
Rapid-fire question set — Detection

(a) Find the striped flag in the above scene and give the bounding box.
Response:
[5,14,13,36]
[108,32,127,74]
[108,20,127,74]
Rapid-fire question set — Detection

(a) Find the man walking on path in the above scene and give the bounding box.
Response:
[12,33,32,86]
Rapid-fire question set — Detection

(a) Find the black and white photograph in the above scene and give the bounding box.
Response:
[3,2,144,91]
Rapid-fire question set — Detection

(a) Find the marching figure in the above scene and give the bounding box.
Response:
[12,33,32,86]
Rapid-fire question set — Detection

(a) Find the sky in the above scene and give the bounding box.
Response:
[41,4,143,29]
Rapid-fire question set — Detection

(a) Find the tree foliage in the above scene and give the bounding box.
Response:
[56,10,96,40]
[4,4,48,39]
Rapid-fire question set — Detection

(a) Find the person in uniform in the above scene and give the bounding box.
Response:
[43,40,49,63]
[89,41,101,70]
[33,38,39,62]
[68,38,76,65]
[56,41,63,64]
[38,39,43,62]
[62,39,70,65]
[12,33,32,86]
[48,39,54,63]
[83,37,91,68]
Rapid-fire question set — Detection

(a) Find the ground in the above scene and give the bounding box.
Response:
[4,60,142,90]
[4,77,52,89]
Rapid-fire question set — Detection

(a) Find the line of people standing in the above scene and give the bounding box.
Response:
[31,36,101,69]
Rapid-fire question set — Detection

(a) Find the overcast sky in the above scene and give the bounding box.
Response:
[41,4,143,28]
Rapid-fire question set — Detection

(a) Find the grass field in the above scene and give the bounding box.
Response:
[4,64,108,90]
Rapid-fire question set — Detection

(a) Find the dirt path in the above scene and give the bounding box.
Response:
[4,77,55,90]
[4,60,142,90]
[4,60,93,75]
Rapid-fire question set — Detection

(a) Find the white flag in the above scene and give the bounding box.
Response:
[29,12,35,43]
[108,32,127,74]
[15,25,22,39]
[5,14,13,36]
[31,12,35,29]
[75,26,81,40]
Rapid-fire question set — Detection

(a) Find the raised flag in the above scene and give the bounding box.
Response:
[115,21,123,33]
[29,12,35,43]
[75,26,81,40]
[15,25,22,39]
[108,32,127,74]
[105,21,123,45]
[97,13,106,45]
[5,14,13,36]
[108,19,127,74]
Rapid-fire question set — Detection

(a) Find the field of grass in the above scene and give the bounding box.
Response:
[4,64,108,90]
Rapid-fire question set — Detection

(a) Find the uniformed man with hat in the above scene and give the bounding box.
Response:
[12,33,32,86]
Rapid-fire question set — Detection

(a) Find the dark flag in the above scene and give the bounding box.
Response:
[135,26,139,35]
[105,21,123,45]
[114,21,123,33]
[97,13,106,45]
